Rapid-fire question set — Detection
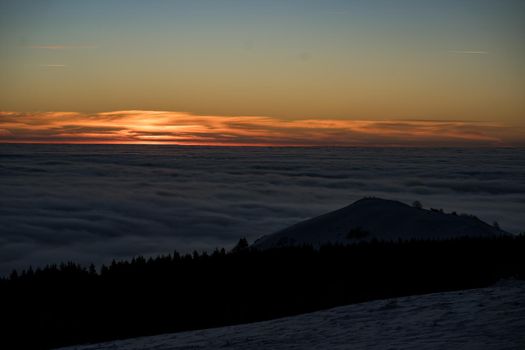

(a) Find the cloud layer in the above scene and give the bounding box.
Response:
[1,110,521,146]
[0,145,524,275]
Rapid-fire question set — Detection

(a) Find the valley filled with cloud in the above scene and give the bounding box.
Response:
[0,145,523,275]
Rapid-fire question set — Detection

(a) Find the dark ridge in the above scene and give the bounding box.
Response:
[1,235,524,350]
[253,197,508,249]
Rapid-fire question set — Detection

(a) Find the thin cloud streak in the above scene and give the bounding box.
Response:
[448,50,489,55]
[0,110,520,146]
[28,45,97,50]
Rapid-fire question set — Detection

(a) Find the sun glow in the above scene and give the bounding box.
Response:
[0,110,519,146]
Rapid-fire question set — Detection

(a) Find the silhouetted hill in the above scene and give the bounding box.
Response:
[2,236,524,350]
[253,198,508,249]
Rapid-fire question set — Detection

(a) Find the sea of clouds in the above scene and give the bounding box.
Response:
[0,145,524,275]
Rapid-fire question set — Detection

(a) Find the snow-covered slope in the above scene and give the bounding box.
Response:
[253,197,507,249]
[57,280,525,350]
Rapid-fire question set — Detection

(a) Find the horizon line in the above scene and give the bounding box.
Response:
[1,142,521,149]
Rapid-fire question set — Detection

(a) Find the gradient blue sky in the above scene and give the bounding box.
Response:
[0,0,524,145]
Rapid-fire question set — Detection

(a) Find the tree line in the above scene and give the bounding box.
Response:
[1,235,524,350]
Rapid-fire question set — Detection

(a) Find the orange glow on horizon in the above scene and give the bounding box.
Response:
[0,110,521,147]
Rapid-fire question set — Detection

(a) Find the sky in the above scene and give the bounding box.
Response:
[0,0,524,145]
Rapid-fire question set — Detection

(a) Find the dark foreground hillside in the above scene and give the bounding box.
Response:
[57,280,525,350]
[1,236,524,350]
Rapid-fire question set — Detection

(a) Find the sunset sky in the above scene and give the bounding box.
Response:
[1,0,524,145]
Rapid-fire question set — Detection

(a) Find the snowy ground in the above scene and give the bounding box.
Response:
[58,280,525,350]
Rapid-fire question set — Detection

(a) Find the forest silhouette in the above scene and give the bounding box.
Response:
[1,235,524,350]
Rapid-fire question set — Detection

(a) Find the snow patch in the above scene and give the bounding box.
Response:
[57,280,525,350]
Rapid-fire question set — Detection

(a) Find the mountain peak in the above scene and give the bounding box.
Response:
[253,197,508,249]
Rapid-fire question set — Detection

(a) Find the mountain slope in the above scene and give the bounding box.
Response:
[56,280,525,350]
[253,197,507,249]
